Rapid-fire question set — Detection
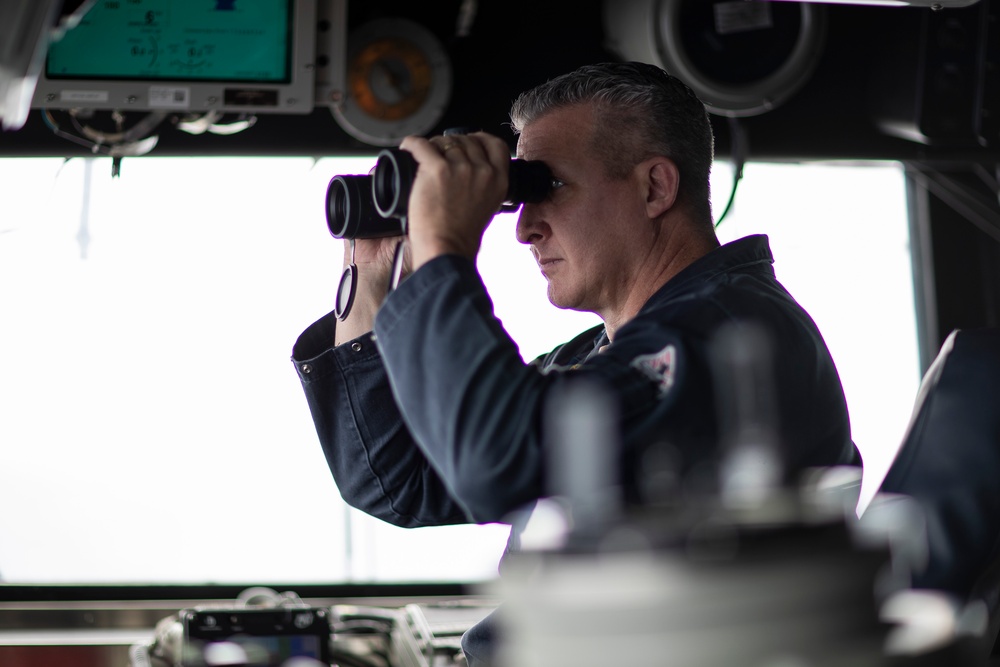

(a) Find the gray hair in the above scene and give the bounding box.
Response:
[510,62,715,224]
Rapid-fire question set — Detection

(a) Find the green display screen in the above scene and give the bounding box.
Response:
[46,0,293,83]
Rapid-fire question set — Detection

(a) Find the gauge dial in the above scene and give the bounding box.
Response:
[348,37,433,121]
[332,19,452,146]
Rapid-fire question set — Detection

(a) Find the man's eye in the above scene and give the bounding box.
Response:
[550,179,565,190]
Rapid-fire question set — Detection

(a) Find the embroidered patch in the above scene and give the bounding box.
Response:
[631,344,678,396]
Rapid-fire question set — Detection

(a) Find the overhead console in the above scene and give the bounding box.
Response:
[2,0,998,161]
[5,0,457,160]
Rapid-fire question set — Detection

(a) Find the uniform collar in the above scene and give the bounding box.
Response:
[650,234,774,303]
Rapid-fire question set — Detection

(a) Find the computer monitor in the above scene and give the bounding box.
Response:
[31,0,316,114]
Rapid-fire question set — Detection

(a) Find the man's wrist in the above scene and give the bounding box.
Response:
[410,233,478,270]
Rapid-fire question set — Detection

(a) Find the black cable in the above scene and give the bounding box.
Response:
[715,116,747,228]
[42,109,165,159]
[42,110,112,154]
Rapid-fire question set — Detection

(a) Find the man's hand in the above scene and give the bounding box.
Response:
[399,132,512,270]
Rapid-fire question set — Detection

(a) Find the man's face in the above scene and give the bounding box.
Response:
[515,103,649,317]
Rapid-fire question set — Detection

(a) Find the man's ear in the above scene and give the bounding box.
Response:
[642,157,680,219]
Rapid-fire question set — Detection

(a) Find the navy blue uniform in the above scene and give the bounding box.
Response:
[293,234,857,666]
[291,234,857,528]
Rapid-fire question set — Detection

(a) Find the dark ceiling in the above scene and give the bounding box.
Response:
[1,0,998,163]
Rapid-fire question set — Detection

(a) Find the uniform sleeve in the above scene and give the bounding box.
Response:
[291,310,471,528]
[374,256,666,523]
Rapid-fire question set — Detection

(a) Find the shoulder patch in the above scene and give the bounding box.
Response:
[630,344,678,396]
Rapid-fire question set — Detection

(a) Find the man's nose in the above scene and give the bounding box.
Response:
[515,204,545,245]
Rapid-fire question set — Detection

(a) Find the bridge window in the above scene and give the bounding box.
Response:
[0,157,915,583]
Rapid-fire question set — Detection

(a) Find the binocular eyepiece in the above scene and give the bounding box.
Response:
[326,147,553,240]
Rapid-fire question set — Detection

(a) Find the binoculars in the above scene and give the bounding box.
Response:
[326,147,554,240]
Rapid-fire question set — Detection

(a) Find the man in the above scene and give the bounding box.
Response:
[292,62,857,664]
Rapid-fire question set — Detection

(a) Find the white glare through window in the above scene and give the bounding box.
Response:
[0,157,915,583]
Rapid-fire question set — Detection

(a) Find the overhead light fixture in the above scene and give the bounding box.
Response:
[604,0,827,117]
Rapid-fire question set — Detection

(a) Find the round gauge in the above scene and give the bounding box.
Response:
[332,19,452,146]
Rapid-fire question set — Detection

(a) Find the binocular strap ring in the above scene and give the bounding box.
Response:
[335,240,358,321]
[335,238,407,322]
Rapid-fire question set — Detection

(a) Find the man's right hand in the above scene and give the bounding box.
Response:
[334,235,409,346]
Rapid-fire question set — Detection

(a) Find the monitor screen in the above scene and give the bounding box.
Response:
[46,1,292,84]
[31,0,317,114]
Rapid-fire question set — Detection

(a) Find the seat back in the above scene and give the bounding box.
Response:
[879,328,1000,597]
